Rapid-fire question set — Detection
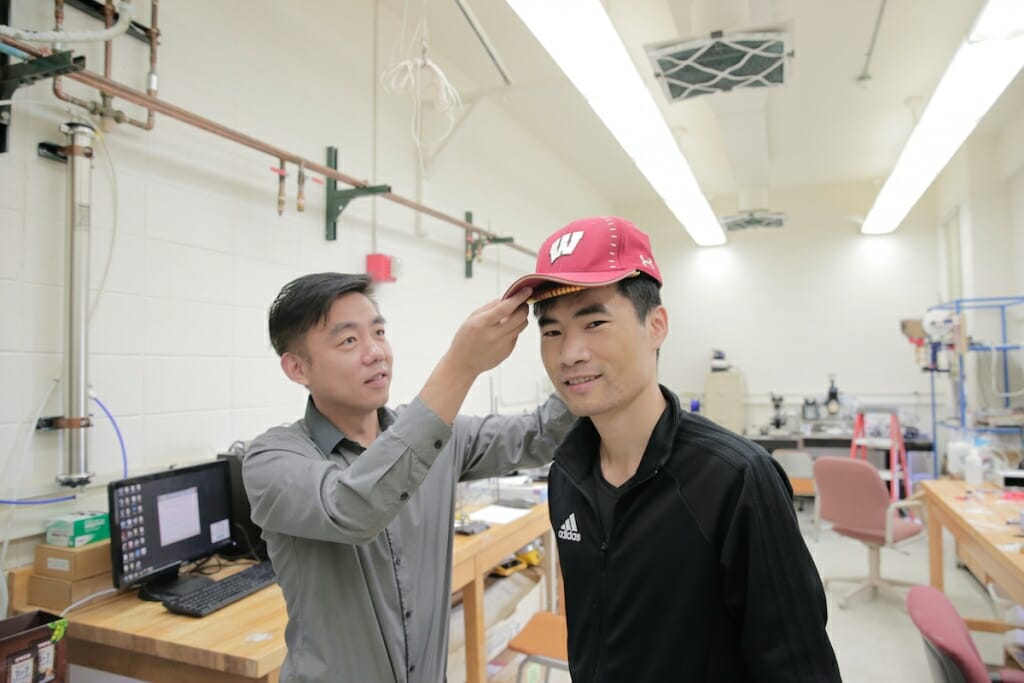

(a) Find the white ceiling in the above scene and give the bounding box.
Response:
[380,0,1022,232]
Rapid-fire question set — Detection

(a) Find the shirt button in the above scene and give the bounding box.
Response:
[405,609,413,618]
[409,665,416,673]
[395,557,401,567]
[400,492,409,501]
[433,440,443,449]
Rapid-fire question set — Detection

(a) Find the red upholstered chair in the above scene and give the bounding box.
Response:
[812,456,926,607]
[907,585,1024,683]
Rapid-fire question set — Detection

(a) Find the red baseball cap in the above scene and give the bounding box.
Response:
[503,216,662,302]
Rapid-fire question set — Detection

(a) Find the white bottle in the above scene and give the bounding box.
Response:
[947,440,971,476]
[965,448,984,486]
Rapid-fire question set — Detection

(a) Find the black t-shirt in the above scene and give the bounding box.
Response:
[592,457,622,540]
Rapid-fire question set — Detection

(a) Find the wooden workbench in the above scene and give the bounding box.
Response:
[921,480,1024,633]
[12,503,555,683]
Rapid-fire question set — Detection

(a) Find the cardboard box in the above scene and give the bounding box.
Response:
[34,541,111,581]
[44,512,109,548]
[0,610,67,683]
[27,573,113,613]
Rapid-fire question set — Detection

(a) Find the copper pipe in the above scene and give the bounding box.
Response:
[53,77,94,111]
[2,34,535,255]
[103,1,112,80]
[127,0,157,130]
[97,0,114,130]
[52,0,94,112]
[148,0,159,80]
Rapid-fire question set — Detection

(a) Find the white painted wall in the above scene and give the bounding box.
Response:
[624,181,942,435]
[0,0,608,564]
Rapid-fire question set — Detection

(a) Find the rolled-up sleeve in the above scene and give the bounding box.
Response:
[243,397,451,544]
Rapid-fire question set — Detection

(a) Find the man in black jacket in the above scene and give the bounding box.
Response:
[504,216,841,682]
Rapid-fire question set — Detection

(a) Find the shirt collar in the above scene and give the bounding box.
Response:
[304,396,396,455]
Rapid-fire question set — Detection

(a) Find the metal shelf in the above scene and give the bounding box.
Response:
[928,296,1024,475]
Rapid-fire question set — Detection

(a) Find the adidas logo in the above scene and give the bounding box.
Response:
[557,513,582,542]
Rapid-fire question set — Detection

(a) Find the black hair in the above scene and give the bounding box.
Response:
[268,272,376,356]
[532,273,662,322]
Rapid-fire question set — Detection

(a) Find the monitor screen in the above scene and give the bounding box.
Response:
[108,461,233,593]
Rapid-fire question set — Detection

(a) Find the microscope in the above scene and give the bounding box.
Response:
[770,393,787,431]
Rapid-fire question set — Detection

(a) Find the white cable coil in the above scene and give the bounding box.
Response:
[0,0,133,44]
[380,9,462,169]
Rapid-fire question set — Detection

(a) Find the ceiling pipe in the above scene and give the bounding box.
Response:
[2,35,535,257]
[856,0,888,84]
[453,0,512,86]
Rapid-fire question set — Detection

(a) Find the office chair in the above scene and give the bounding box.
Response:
[507,563,569,683]
[507,611,569,683]
[813,456,926,607]
[907,585,1024,683]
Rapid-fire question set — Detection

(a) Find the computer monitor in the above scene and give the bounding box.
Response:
[108,460,234,602]
[216,452,268,560]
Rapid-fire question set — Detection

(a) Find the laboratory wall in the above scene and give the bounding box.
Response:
[0,0,610,562]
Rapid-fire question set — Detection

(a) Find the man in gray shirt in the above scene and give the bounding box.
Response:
[243,272,573,683]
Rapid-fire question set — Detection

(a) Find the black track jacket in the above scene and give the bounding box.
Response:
[549,386,841,682]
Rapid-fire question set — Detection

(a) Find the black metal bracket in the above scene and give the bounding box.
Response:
[463,211,513,278]
[1,0,8,153]
[36,416,62,431]
[64,0,155,44]
[37,141,70,163]
[1,51,85,154]
[324,146,389,240]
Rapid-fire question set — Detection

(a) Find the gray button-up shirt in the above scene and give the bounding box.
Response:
[243,394,573,683]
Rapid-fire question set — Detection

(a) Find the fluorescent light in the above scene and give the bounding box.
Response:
[861,0,1024,235]
[506,0,726,247]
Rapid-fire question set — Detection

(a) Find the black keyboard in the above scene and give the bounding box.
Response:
[162,561,276,617]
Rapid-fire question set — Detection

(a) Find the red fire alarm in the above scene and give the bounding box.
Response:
[366,253,397,282]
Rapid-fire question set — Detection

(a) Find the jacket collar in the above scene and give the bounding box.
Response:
[304,396,396,456]
[555,385,681,485]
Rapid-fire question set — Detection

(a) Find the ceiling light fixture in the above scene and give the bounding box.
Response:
[506,0,727,246]
[861,0,1024,235]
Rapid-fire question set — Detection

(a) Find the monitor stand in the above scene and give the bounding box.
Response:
[137,565,214,602]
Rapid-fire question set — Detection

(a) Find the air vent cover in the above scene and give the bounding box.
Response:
[646,31,789,102]
[722,210,785,231]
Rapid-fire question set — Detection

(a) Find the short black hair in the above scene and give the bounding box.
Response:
[532,274,661,322]
[269,273,376,356]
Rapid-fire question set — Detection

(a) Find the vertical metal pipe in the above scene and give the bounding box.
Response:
[57,121,96,487]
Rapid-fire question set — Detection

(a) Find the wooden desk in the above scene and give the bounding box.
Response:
[15,503,554,683]
[452,504,556,683]
[921,480,1024,632]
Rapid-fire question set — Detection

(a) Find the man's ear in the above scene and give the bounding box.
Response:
[648,305,668,351]
[281,351,310,387]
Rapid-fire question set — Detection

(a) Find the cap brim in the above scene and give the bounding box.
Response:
[502,269,639,303]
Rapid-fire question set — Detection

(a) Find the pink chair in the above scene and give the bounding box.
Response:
[907,585,1024,683]
[813,456,925,607]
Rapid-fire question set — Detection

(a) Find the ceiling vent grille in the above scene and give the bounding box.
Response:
[646,31,789,102]
[721,210,785,231]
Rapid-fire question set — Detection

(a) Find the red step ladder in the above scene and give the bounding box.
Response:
[850,406,910,501]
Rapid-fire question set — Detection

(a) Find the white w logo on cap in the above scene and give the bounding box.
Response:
[549,230,585,264]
